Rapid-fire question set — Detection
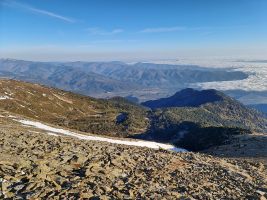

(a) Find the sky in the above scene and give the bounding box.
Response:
[0,0,267,61]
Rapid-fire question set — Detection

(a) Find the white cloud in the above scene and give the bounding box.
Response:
[140,26,186,33]
[87,27,124,35]
[139,25,247,33]
[1,0,75,23]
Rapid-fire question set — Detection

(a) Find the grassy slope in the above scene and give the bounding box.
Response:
[0,79,148,137]
[1,79,266,151]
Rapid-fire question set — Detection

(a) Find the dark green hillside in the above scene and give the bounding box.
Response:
[137,89,267,150]
[142,88,266,132]
[142,88,225,108]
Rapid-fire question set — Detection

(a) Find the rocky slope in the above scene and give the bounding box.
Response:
[0,113,266,199]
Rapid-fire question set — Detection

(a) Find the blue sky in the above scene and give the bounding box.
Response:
[0,0,267,61]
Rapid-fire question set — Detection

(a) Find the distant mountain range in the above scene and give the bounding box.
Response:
[0,58,248,97]
[0,59,137,95]
[66,61,248,88]
[2,58,267,115]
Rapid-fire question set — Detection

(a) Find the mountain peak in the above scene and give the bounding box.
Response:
[142,88,226,109]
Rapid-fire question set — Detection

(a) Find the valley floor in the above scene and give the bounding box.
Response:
[0,112,267,199]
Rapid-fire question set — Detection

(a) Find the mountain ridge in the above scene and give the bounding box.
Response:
[138,88,267,150]
[142,88,228,108]
[0,79,266,152]
[0,58,249,100]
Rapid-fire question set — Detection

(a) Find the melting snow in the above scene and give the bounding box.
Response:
[15,119,187,152]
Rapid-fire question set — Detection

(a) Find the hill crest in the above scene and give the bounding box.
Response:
[142,88,229,109]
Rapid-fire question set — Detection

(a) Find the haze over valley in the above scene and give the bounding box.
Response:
[1,58,267,115]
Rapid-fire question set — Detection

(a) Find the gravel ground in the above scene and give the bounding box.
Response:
[0,116,267,199]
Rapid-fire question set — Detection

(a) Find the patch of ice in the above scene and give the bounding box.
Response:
[15,119,187,152]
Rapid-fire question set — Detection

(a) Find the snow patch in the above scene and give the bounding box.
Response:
[8,115,18,118]
[47,132,59,137]
[0,96,11,100]
[15,119,187,152]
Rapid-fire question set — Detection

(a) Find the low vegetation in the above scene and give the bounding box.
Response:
[0,79,266,150]
[0,79,149,137]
